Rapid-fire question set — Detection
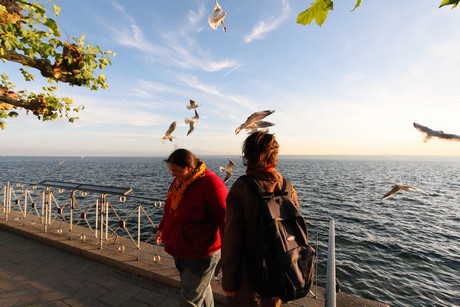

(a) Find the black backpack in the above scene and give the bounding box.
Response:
[241,175,316,303]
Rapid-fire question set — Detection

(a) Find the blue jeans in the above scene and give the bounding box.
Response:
[174,250,221,307]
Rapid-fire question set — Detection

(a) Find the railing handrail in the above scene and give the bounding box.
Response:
[1,180,336,306]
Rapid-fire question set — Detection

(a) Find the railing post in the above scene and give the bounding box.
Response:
[105,196,109,241]
[325,219,336,307]
[4,182,11,220]
[95,198,99,239]
[44,187,52,232]
[70,191,75,231]
[137,204,141,249]
[23,189,28,218]
[99,194,108,249]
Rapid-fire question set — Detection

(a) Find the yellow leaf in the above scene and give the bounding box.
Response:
[52,4,61,16]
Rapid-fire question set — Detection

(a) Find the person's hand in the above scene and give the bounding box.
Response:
[155,230,163,244]
[225,291,236,298]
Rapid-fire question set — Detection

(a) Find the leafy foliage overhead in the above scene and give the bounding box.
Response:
[0,0,114,129]
[297,0,459,27]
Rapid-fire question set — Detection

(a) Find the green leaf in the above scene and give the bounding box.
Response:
[44,18,61,36]
[439,0,459,8]
[297,0,334,27]
[351,0,362,12]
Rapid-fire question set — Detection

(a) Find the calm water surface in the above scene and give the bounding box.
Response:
[1,156,459,306]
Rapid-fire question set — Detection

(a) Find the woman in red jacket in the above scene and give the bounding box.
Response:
[156,148,228,306]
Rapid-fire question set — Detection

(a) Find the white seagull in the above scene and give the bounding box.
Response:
[235,110,275,135]
[160,121,177,143]
[382,184,429,200]
[244,120,275,134]
[185,110,199,136]
[187,99,200,110]
[219,159,235,183]
[208,0,226,32]
[413,122,460,143]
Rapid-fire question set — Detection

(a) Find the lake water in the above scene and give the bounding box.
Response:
[1,155,459,306]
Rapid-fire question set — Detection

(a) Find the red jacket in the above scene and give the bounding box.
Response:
[158,169,228,259]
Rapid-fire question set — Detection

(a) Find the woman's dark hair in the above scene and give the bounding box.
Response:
[165,148,200,169]
[242,131,279,171]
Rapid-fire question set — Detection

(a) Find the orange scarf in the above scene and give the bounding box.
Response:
[167,162,206,215]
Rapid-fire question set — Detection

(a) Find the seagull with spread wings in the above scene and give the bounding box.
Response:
[235,110,275,135]
[185,110,199,136]
[208,0,226,32]
[413,122,460,143]
[186,99,200,110]
[382,183,429,200]
[219,159,235,183]
[160,121,177,143]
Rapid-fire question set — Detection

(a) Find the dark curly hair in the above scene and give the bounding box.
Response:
[242,131,279,171]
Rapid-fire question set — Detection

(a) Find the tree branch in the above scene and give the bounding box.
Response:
[2,50,82,85]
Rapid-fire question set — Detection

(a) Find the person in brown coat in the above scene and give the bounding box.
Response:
[221,131,300,307]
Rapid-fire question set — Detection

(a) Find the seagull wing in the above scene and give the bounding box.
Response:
[185,119,195,136]
[223,172,232,183]
[165,121,176,136]
[235,110,275,134]
[255,120,275,129]
[437,132,460,142]
[193,109,199,120]
[382,185,401,199]
[413,122,434,143]
[398,184,429,195]
[244,110,275,125]
[187,99,198,110]
[227,159,235,170]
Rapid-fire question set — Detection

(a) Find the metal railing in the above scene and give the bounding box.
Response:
[1,180,337,306]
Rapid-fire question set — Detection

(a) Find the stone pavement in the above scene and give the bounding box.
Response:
[0,229,195,307]
[0,215,388,307]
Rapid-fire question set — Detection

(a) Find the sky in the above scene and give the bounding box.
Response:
[1,0,460,157]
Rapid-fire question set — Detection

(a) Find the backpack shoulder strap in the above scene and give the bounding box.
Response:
[240,174,291,200]
[241,174,271,200]
[283,179,292,198]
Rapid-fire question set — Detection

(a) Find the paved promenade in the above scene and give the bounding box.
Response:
[0,215,388,307]
[0,229,190,307]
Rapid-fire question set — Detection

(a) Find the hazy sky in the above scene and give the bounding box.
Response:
[2,0,460,157]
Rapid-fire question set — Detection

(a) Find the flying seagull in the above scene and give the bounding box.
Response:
[413,122,460,143]
[219,159,235,183]
[160,121,177,143]
[382,184,429,200]
[208,0,226,32]
[187,99,200,110]
[235,110,275,135]
[244,120,275,134]
[185,110,199,136]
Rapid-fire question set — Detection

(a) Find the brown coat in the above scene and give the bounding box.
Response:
[221,170,299,305]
